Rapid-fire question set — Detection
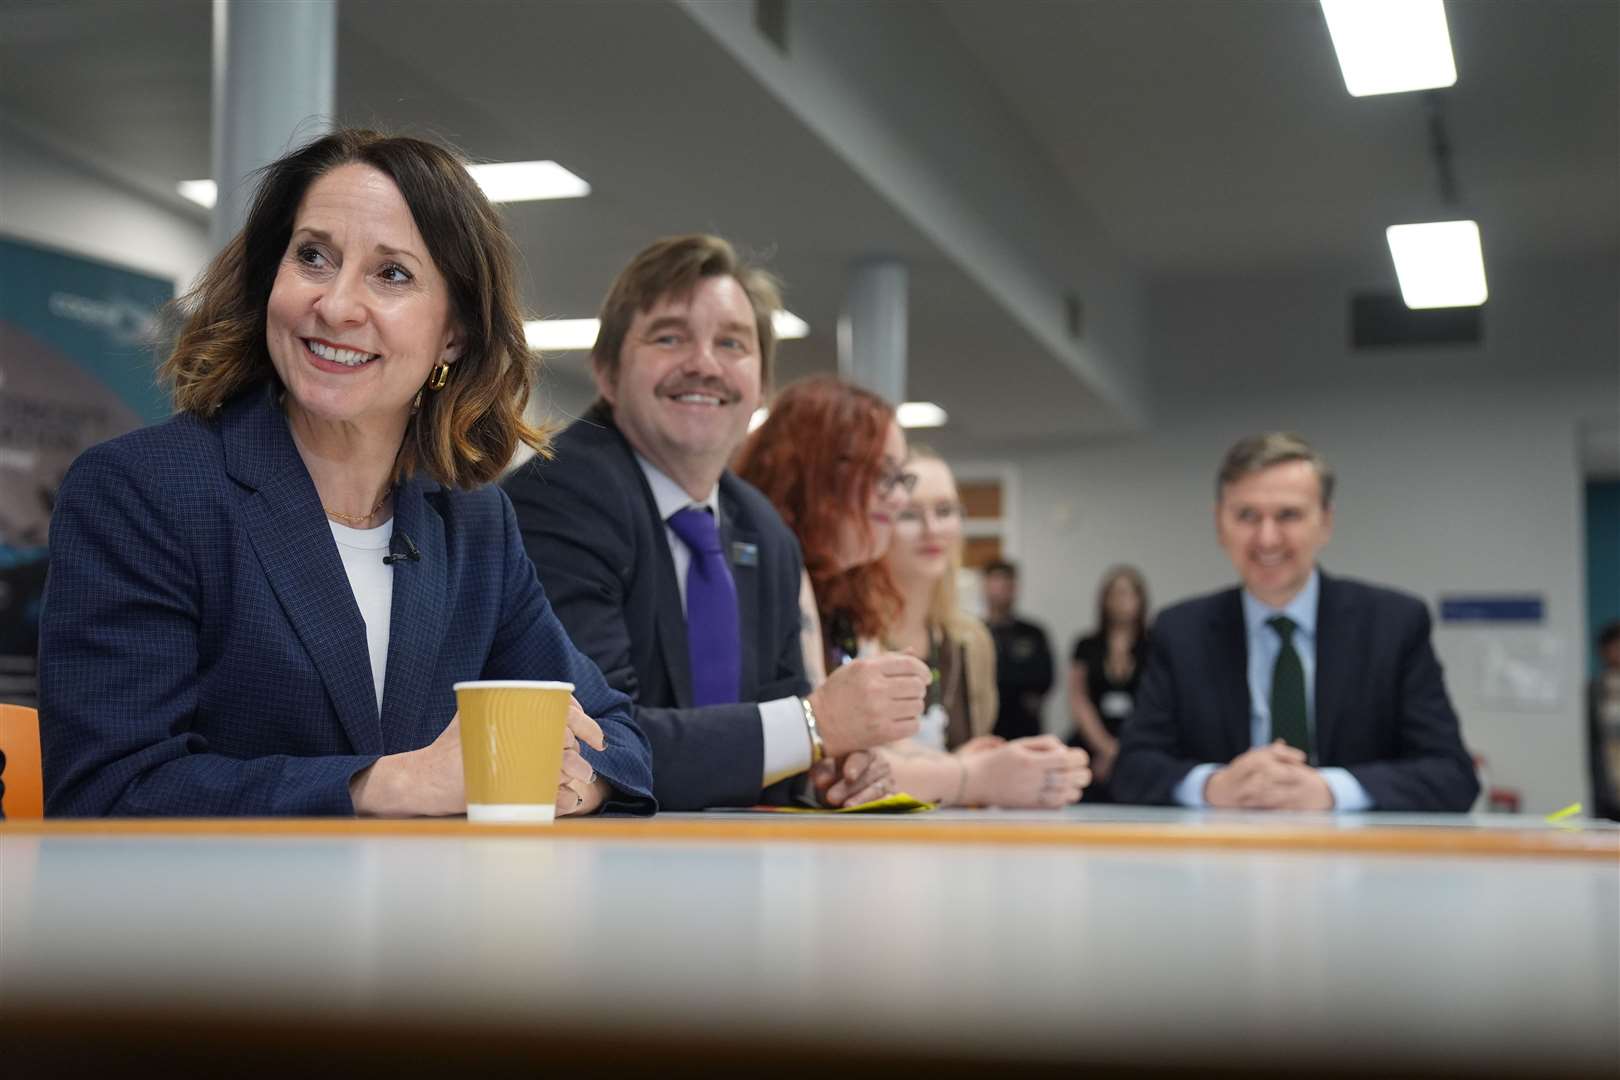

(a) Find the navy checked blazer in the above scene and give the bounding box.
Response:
[38,387,655,817]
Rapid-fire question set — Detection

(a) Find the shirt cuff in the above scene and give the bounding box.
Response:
[760,696,813,787]
[1174,763,1219,808]
[1318,767,1374,812]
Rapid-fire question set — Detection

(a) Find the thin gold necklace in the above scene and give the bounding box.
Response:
[323,493,390,528]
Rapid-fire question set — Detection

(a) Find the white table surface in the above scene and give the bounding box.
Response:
[2,810,1616,1073]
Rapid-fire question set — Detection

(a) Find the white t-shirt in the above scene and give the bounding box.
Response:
[329,518,394,715]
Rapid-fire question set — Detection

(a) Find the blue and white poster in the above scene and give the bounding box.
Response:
[0,236,173,705]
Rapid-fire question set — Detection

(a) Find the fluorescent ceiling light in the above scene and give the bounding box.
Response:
[772,310,810,340]
[465,160,590,203]
[177,160,590,211]
[178,179,217,208]
[751,399,946,432]
[524,319,600,352]
[1320,0,1457,97]
[897,402,948,429]
[524,311,809,352]
[1385,220,1488,309]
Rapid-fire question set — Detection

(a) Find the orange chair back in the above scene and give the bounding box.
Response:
[0,704,44,819]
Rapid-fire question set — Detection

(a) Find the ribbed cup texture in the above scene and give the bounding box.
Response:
[457,685,572,809]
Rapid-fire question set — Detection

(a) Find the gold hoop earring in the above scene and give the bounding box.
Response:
[427,362,451,391]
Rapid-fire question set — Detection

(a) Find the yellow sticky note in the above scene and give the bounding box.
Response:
[760,793,936,814]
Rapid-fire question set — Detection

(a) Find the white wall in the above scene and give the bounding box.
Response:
[996,260,1619,815]
[0,124,211,292]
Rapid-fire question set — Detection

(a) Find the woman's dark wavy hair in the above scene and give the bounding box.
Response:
[159,128,547,487]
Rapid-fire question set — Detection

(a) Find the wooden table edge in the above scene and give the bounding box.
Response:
[3,815,1615,859]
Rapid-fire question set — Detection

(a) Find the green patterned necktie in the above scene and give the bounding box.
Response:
[1268,615,1310,757]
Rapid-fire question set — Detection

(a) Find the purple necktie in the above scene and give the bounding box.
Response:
[667,506,741,706]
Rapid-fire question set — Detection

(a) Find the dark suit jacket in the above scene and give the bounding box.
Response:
[502,404,808,810]
[38,387,654,817]
[1113,572,1478,812]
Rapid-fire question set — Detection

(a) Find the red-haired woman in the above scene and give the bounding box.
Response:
[735,375,911,678]
[736,377,1089,809]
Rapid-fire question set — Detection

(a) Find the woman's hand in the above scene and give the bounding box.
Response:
[351,698,613,818]
[349,713,466,817]
[557,696,611,816]
[955,734,1006,757]
[963,735,1091,809]
[820,749,896,807]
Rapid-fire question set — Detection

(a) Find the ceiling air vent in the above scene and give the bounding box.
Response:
[1350,291,1482,349]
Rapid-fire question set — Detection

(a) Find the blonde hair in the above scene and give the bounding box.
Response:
[900,445,980,644]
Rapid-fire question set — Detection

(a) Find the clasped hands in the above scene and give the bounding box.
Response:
[350,696,609,818]
[802,651,928,807]
[801,646,1092,809]
[1203,739,1334,811]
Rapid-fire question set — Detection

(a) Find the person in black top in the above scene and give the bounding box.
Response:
[1590,620,1620,822]
[983,560,1055,741]
[1066,566,1151,802]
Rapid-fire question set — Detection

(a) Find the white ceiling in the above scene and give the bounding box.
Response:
[2,0,1615,444]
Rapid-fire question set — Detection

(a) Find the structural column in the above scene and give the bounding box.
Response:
[838,259,908,406]
[211,0,337,249]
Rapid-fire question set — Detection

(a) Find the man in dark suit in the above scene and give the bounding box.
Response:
[1114,433,1478,812]
[503,236,929,811]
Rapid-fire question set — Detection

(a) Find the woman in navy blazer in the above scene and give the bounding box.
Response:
[38,130,654,817]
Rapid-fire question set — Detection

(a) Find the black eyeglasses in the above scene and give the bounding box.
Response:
[876,467,918,497]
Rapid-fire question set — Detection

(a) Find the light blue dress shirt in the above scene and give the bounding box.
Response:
[1174,570,1374,811]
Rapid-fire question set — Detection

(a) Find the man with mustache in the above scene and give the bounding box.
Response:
[504,235,927,810]
[1113,433,1478,812]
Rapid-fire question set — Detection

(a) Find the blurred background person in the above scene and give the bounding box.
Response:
[1589,620,1620,821]
[881,446,998,751]
[38,130,652,817]
[1066,565,1152,802]
[1114,432,1477,812]
[984,559,1055,742]
[739,390,1088,809]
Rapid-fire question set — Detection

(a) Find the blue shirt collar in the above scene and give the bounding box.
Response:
[1242,568,1320,640]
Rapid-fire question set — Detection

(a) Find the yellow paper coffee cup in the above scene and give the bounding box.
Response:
[453,680,574,823]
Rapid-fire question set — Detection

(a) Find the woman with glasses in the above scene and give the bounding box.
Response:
[734,375,911,683]
[874,448,1091,808]
[740,403,1089,810]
